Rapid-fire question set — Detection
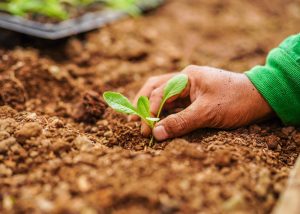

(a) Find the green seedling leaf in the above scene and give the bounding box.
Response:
[103,92,137,115]
[103,92,154,127]
[105,0,141,16]
[0,0,140,20]
[163,74,188,102]
[157,74,188,117]
[137,96,150,119]
[137,96,159,127]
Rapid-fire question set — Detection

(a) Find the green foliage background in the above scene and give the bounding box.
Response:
[0,0,140,20]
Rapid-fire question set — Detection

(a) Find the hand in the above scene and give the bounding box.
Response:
[130,66,274,141]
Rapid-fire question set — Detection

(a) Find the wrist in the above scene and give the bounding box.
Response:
[242,74,275,122]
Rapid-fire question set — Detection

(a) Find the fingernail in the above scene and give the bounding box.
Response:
[153,125,168,141]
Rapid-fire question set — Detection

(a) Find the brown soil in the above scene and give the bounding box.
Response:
[1,0,300,213]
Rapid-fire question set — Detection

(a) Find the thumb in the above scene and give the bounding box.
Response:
[153,101,203,141]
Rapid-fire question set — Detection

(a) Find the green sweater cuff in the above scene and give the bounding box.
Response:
[246,47,300,125]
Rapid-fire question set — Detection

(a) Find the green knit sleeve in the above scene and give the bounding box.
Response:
[245,33,300,125]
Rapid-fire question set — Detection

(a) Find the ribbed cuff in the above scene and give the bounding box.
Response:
[245,47,300,125]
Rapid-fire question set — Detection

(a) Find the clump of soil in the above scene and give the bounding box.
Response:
[14,122,42,143]
[0,76,26,110]
[72,91,107,123]
[0,0,300,213]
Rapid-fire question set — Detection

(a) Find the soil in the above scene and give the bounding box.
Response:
[0,0,300,213]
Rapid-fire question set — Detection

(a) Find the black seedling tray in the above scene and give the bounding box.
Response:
[0,0,163,40]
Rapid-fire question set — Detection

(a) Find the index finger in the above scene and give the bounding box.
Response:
[129,73,176,121]
[149,81,190,117]
[133,73,176,105]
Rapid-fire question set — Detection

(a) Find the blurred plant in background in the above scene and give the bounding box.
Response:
[0,0,140,20]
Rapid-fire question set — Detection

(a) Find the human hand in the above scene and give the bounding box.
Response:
[130,66,274,141]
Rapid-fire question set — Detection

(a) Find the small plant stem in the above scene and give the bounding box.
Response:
[148,101,165,147]
[149,135,154,147]
[156,100,166,119]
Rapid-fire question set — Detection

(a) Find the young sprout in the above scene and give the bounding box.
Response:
[103,74,188,146]
[0,0,141,20]
[0,0,68,20]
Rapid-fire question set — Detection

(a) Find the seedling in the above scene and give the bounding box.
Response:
[0,0,140,20]
[103,74,188,146]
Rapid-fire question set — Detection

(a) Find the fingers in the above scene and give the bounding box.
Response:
[133,73,176,105]
[149,81,190,117]
[164,97,191,111]
[153,100,204,141]
[141,111,155,137]
[141,120,152,136]
[129,80,157,121]
[129,73,175,121]
[149,84,165,116]
[141,98,190,137]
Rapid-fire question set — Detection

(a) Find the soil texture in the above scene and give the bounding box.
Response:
[0,0,300,213]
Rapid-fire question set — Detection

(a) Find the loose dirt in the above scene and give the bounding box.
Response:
[0,0,300,213]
